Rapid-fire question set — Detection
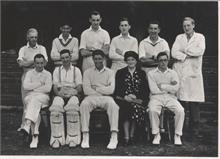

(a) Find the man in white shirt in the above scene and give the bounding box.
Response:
[109,17,138,72]
[147,52,185,145]
[49,49,82,148]
[171,17,206,137]
[51,24,79,66]
[139,20,170,74]
[80,50,119,150]
[79,11,110,72]
[20,54,52,148]
[17,28,48,132]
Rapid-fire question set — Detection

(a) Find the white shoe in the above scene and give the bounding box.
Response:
[30,136,38,149]
[107,139,118,150]
[174,134,182,145]
[81,132,89,149]
[52,140,60,149]
[107,132,118,150]
[152,133,161,145]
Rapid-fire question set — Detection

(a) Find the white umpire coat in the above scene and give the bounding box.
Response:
[171,32,206,102]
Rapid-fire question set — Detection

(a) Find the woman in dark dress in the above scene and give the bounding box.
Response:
[115,51,149,145]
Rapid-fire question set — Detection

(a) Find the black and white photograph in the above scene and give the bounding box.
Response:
[1,0,218,157]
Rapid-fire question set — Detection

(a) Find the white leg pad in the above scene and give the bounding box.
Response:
[50,112,65,146]
[65,111,81,145]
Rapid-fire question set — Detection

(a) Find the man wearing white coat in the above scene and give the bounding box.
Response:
[171,17,206,136]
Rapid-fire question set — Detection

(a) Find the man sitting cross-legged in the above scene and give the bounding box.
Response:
[20,54,52,148]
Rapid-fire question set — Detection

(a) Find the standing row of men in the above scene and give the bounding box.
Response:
[16,10,205,149]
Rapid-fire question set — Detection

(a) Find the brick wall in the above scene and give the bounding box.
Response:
[1,50,218,108]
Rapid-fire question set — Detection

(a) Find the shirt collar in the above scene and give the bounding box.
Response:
[119,33,131,39]
[144,36,163,44]
[61,64,73,71]
[155,67,170,74]
[58,34,72,41]
[27,43,39,49]
[34,68,45,74]
[89,26,102,32]
[94,66,106,73]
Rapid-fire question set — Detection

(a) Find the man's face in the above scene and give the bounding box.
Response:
[158,55,168,70]
[28,32,38,46]
[61,26,71,37]
[60,52,71,66]
[183,20,195,35]
[35,57,45,72]
[126,56,137,68]
[89,14,102,30]
[119,21,130,35]
[148,24,160,38]
[93,54,104,69]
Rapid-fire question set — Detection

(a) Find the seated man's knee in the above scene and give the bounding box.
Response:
[67,96,79,105]
[49,96,65,113]
[52,96,65,106]
[65,96,80,112]
[106,97,119,108]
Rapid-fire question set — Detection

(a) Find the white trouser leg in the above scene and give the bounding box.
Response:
[30,114,41,135]
[148,99,163,135]
[80,96,119,133]
[165,98,185,136]
[103,96,119,132]
[64,96,81,145]
[49,96,65,146]
[24,94,49,135]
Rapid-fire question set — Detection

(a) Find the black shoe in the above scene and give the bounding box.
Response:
[123,138,129,146]
[20,129,29,144]
[129,137,135,145]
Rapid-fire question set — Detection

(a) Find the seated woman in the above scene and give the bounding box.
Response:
[114,51,149,145]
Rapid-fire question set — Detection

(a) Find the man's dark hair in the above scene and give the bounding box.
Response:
[148,20,161,28]
[120,17,130,25]
[34,54,45,61]
[157,52,168,60]
[92,49,105,58]
[60,49,71,56]
[90,11,101,18]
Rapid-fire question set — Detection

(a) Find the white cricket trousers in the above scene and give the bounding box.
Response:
[24,93,49,135]
[80,96,119,132]
[148,96,185,136]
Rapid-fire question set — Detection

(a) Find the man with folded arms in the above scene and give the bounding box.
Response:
[80,49,119,149]
[147,52,185,145]
[21,54,52,148]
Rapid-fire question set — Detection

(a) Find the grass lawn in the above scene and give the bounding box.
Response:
[1,109,218,156]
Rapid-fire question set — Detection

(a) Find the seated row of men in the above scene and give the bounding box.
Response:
[20,49,184,150]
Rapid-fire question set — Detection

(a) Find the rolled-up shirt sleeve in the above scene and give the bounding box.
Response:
[17,47,25,62]
[50,39,60,61]
[71,38,79,62]
[41,46,48,61]
[109,39,124,60]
